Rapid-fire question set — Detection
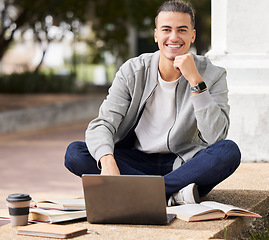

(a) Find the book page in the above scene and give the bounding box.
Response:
[200,201,238,213]
[167,204,225,221]
[200,201,255,213]
[33,199,85,210]
[200,201,261,218]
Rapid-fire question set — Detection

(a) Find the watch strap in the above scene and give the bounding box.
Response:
[190,81,207,93]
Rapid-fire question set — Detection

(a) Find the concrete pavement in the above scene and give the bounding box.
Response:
[0,121,87,209]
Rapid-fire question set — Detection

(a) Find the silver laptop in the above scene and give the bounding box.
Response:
[82,175,176,225]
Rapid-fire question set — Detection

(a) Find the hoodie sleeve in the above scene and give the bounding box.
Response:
[85,65,132,164]
[191,62,230,144]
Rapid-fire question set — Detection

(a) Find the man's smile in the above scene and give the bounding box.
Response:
[166,44,184,49]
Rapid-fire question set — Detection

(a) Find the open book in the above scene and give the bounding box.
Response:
[31,199,85,210]
[167,201,262,222]
[29,208,86,223]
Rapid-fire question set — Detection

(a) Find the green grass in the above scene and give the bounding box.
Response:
[221,222,269,240]
[76,64,116,83]
[248,228,269,240]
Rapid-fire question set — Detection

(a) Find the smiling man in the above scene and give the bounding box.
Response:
[65,0,241,206]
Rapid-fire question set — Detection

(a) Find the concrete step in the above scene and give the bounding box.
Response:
[0,94,105,134]
[0,121,268,239]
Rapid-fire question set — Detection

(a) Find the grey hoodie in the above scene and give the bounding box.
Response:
[86,51,229,169]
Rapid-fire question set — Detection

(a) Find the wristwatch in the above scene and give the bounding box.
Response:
[190,81,207,93]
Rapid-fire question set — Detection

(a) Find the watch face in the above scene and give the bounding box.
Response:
[198,81,207,91]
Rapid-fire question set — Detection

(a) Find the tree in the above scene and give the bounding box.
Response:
[190,0,211,55]
[88,0,163,63]
[0,0,89,70]
[0,0,211,70]
[88,0,211,64]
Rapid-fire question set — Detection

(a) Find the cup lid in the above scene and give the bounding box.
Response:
[6,193,31,202]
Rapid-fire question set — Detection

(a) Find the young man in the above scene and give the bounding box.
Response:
[65,0,241,205]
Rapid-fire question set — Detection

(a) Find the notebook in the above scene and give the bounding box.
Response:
[82,175,176,225]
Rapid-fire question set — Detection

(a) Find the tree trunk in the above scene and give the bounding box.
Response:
[34,50,46,73]
[0,10,28,61]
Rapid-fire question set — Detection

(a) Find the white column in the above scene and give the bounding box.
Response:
[207,0,269,88]
[206,0,269,162]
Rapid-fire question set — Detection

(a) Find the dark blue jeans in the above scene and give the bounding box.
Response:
[64,140,241,199]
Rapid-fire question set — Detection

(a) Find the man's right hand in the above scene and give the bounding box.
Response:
[100,154,120,175]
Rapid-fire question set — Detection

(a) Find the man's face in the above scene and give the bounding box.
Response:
[155,11,196,62]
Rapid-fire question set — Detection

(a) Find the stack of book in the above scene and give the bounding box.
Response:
[28,199,86,223]
[0,199,88,238]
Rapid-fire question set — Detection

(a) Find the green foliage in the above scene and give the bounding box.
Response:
[249,227,269,240]
[90,0,211,61]
[12,0,88,26]
[89,0,162,61]
[0,0,90,60]
[0,63,116,93]
[223,225,228,240]
[0,72,76,93]
[1,0,211,64]
[191,0,211,54]
[0,0,212,93]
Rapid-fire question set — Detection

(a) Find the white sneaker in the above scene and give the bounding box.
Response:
[168,183,200,206]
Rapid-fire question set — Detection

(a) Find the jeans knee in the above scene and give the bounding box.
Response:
[223,139,241,167]
[64,141,82,170]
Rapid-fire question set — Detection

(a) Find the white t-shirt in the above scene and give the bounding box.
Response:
[134,72,179,153]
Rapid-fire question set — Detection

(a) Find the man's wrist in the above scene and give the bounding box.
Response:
[187,70,203,86]
[99,154,120,175]
[100,154,115,168]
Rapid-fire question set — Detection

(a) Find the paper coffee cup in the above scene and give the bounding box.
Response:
[6,193,31,226]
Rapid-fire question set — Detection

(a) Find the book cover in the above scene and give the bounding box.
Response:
[17,223,88,239]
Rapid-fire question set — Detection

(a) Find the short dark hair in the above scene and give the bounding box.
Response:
[155,0,195,28]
